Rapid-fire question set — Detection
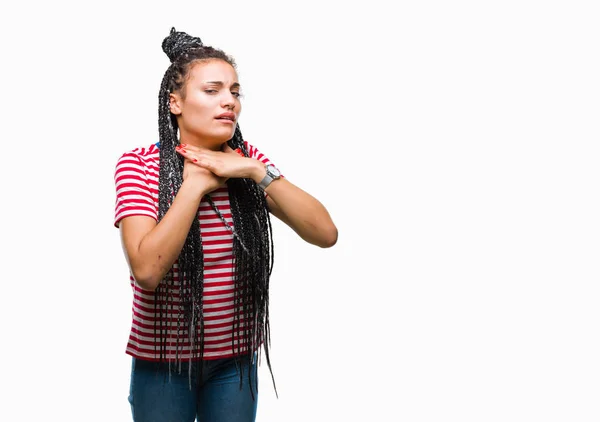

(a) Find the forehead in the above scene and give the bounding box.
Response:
[187,59,238,84]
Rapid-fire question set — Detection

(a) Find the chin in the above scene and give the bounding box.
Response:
[205,132,235,149]
[216,129,236,142]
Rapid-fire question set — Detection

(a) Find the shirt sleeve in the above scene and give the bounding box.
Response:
[244,141,284,197]
[113,152,158,228]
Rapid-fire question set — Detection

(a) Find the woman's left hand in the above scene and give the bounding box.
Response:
[175,143,261,180]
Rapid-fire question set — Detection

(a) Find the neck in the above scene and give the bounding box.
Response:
[178,129,223,151]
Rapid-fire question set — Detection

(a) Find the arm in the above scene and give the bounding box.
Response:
[119,180,207,291]
[177,144,338,248]
[250,164,338,248]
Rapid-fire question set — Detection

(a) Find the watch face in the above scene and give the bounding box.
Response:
[267,165,280,178]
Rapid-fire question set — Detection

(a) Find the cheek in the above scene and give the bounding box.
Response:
[190,99,211,115]
[186,101,212,126]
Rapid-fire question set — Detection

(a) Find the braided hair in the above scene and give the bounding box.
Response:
[155,27,276,398]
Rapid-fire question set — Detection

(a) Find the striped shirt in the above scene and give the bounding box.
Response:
[114,141,280,361]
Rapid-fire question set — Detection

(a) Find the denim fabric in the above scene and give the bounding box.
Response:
[128,354,258,422]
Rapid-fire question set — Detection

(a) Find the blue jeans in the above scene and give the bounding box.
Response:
[128,354,258,422]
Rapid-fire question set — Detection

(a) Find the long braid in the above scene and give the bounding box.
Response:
[227,128,278,398]
[154,27,278,397]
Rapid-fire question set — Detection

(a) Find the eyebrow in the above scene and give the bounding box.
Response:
[204,81,241,89]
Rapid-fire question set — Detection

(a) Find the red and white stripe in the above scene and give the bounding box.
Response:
[114,142,279,361]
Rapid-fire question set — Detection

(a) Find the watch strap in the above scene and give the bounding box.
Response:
[258,164,280,190]
[258,172,274,190]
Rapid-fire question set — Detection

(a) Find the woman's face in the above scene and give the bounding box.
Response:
[170,59,241,149]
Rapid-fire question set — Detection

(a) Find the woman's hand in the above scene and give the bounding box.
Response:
[176,143,262,180]
[178,145,228,195]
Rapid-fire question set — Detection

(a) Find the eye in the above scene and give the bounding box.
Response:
[232,92,241,98]
[204,89,218,94]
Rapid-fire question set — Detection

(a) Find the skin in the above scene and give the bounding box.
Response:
[120,59,338,291]
[169,59,241,151]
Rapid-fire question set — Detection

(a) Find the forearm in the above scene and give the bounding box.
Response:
[134,181,206,290]
[249,161,337,248]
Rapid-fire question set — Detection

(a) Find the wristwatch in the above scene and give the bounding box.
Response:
[258,164,281,190]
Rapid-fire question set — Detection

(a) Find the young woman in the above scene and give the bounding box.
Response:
[113,27,337,422]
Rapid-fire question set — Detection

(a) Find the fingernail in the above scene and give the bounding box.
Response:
[180,143,187,147]
[193,158,198,162]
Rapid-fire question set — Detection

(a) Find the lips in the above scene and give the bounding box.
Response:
[216,112,236,121]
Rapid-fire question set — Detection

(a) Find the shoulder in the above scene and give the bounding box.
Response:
[243,140,256,156]
[115,143,160,171]
[243,141,267,161]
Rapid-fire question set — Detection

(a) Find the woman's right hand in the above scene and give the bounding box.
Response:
[182,156,228,195]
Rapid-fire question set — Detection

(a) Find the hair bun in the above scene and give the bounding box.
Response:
[162,27,204,63]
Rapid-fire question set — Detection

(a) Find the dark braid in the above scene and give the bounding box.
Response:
[155,27,277,398]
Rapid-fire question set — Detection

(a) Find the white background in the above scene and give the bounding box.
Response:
[1,1,599,421]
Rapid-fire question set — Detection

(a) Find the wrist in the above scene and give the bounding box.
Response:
[249,159,266,183]
[181,179,208,201]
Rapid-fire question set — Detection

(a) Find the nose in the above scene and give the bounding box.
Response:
[222,91,236,110]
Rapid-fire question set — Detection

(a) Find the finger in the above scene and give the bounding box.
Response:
[176,147,198,164]
[177,143,208,154]
[177,149,199,166]
[177,145,205,160]
[193,156,216,172]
